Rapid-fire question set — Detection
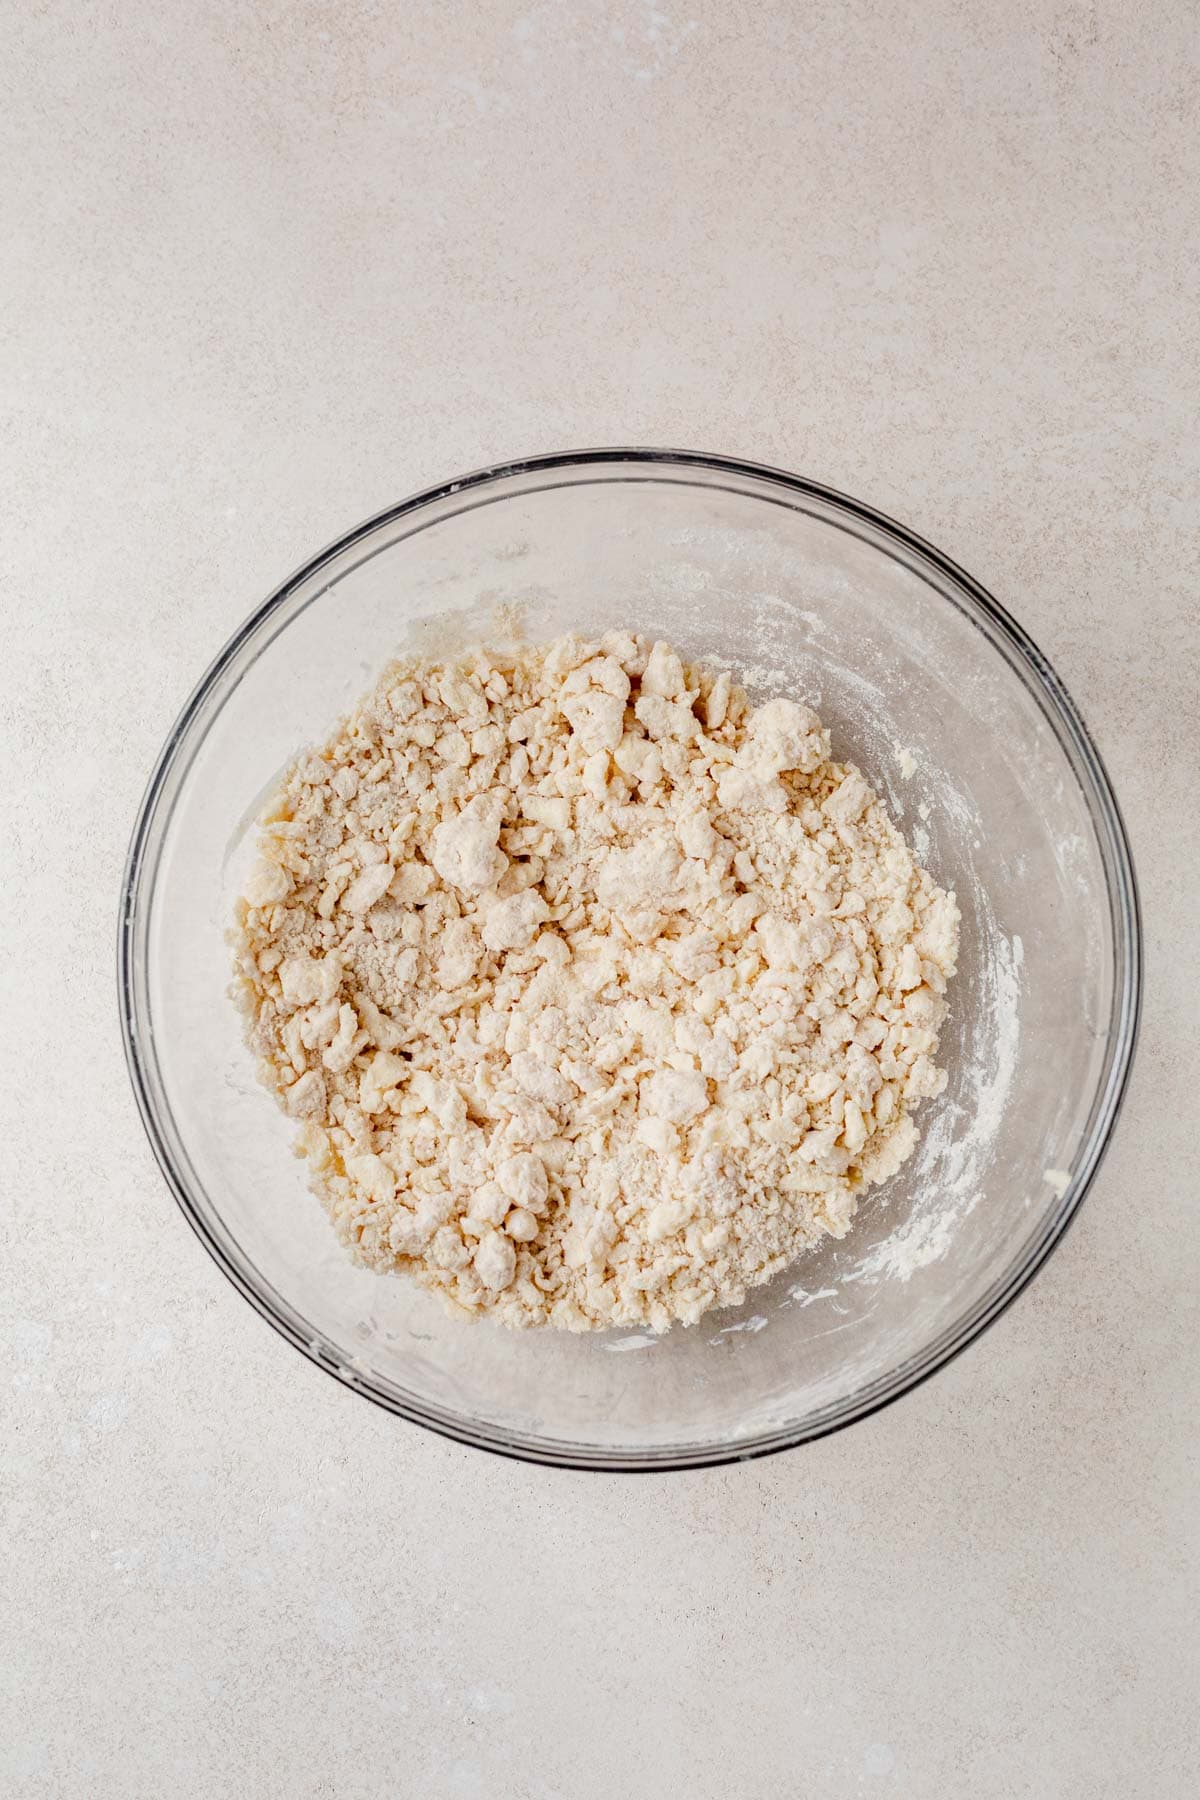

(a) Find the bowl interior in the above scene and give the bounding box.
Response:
[126,457,1135,1466]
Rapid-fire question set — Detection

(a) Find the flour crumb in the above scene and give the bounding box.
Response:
[233,633,959,1332]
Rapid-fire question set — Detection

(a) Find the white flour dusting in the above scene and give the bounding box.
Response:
[784,1284,841,1309]
[844,927,1021,1285]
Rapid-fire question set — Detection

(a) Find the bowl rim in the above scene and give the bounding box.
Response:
[118,446,1143,1471]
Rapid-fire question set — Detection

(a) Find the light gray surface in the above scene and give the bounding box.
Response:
[3,3,1197,1796]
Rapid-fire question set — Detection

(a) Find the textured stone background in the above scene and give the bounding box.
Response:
[4,2,1197,1795]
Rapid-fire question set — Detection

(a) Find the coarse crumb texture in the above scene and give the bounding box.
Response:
[232,632,959,1333]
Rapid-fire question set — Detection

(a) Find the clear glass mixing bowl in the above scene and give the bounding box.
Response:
[119,450,1141,1469]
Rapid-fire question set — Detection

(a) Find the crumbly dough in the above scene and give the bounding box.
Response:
[233,633,959,1332]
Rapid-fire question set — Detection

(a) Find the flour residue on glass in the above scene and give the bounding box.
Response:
[845,926,1022,1285]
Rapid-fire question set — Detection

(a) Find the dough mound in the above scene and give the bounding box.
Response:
[233,632,959,1332]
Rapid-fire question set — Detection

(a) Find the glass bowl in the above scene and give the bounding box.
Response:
[119,450,1141,1470]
